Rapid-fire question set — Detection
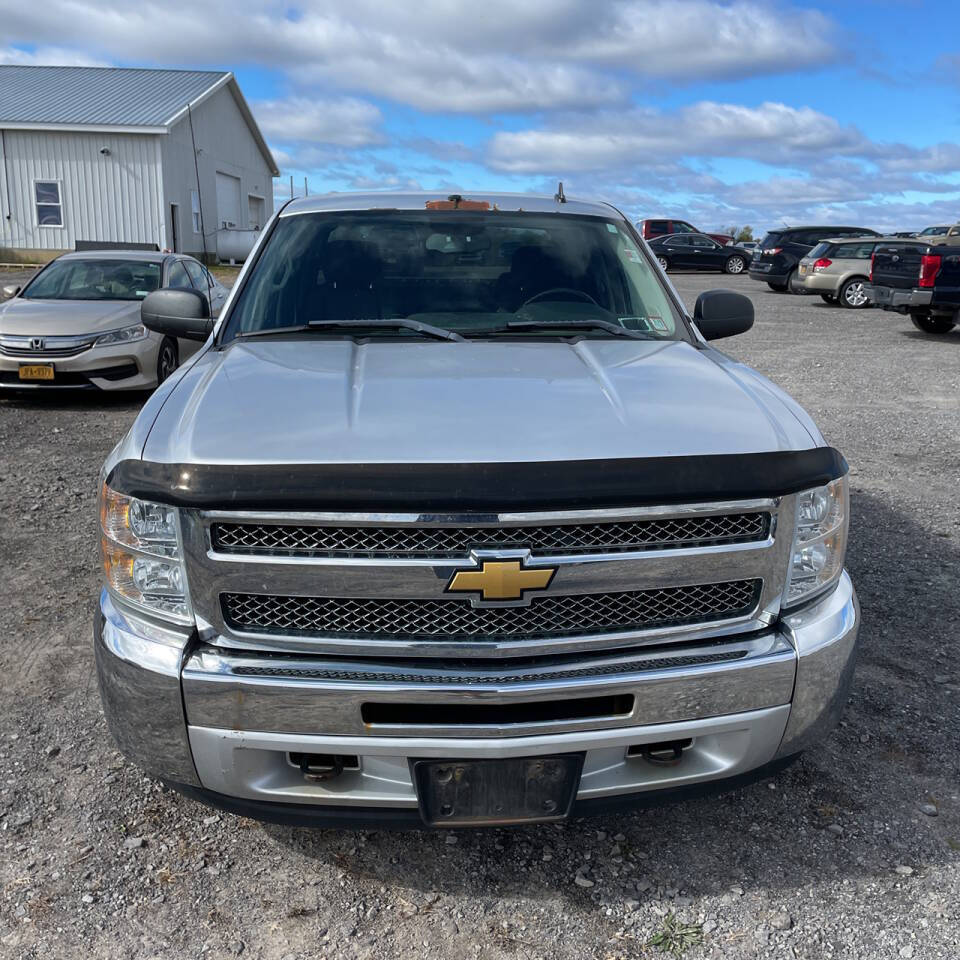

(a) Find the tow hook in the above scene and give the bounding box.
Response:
[628,738,693,766]
[290,752,356,782]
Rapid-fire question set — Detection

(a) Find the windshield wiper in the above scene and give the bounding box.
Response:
[505,319,656,340]
[237,318,464,342]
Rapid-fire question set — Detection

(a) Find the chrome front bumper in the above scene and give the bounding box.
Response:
[95,573,859,820]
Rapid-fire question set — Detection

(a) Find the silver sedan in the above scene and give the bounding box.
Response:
[0,251,228,391]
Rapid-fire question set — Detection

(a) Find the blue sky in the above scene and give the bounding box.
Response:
[2,0,958,234]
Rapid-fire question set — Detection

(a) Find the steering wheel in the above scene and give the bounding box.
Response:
[520,287,599,308]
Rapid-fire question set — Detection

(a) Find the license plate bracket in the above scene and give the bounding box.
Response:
[18,363,55,381]
[412,754,583,827]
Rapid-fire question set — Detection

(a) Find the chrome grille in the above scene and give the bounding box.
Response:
[211,512,770,558]
[0,335,95,358]
[222,579,761,641]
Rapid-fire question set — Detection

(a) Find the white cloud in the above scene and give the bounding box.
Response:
[253,96,384,148]
[487,102,867,173]
[0,45,108,67]
[1,0,836,113]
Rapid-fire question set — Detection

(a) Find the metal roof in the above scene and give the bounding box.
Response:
[281,191,623,218]
[0,66,229,129]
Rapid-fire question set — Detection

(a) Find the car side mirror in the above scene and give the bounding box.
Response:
[693,289,754,340]
[141,288,213,342]
[2,284,20,299]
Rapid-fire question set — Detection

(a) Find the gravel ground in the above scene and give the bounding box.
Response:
[0,270,958,959]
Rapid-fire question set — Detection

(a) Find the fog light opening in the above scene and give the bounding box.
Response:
[288,753,359,782]
[627,739,694,766]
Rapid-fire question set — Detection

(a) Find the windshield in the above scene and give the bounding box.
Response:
[918,226,947,236]
[807,242,832,260]
[22,259,161,301]
[758,232,782,250]
[223,211,686,342]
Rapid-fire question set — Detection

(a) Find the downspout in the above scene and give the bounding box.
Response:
[1,129,13,247]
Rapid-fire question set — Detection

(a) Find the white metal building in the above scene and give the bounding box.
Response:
[0,66,278,263]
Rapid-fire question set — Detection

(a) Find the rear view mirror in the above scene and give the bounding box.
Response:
[2,284,20,299]
[693,289,754,340]
[141,288,213,342]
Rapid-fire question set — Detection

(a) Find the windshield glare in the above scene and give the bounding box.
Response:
[224,211,685,341]
[23,260,161,301]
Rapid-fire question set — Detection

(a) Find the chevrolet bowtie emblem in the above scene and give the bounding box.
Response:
[446,559,556,602]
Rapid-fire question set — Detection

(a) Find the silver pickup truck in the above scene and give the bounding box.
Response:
[95,191,859,828]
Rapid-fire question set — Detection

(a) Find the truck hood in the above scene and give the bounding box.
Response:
[142,338,817,465]
[0,297,141,335]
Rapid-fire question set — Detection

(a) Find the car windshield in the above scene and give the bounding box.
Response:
[758,232,782,249]
[223,211,686,342]
[807,242,832,259]
[22,259,161,301]
[918,226,947,236]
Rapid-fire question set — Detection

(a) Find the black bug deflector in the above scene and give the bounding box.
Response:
[105,447,847,511]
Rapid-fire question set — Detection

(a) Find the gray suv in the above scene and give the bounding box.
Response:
[95,191,859,828]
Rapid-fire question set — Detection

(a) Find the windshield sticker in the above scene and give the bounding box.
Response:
[621,247,642,263]
[648,315,668,331]
[606,223,619,233]
[619,316,652,331]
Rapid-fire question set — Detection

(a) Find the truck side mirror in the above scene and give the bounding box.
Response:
[693,289,754,340]
[141,288,213,342]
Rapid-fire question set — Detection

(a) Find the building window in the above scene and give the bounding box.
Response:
[35,181,62,227]
[191,190,201,233]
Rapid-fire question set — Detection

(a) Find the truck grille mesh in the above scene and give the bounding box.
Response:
[221,579,761,641]
[211,512,769,558]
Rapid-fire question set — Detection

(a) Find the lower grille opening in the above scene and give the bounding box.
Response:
[360,694,634,726]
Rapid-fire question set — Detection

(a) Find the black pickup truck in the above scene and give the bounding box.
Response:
[866,242,960,334]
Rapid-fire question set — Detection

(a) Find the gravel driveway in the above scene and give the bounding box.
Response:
[1,271,957,959]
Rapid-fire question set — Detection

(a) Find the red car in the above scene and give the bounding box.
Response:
[639,218,734,247]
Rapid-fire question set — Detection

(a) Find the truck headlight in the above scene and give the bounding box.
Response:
[783,475,848,608]
[99,482,192,623]
[95,324,148,347]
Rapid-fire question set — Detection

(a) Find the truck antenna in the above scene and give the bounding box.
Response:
[554,181,566,204]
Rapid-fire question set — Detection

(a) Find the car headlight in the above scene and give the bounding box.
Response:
[783,475,848,608]
[99,482,192,623]
[95,324,148,347]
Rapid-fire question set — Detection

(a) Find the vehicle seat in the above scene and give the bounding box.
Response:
[496,245,580,311]
[315,240,383,321]
[107,267,134,298]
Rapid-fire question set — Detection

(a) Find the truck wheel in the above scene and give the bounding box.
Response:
[839,277,870,309]
[156,338,179,385]
[767,281,787,292]
[724,255,746,275]
[784,269,799,293]
[910,311,956,335]
[820,293,837,305]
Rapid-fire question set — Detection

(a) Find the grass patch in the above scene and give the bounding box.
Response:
[647,913,704,957]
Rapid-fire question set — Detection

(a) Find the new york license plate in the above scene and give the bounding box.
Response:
[18,364,54,381]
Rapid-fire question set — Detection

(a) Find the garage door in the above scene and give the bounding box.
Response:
[215,172,242,229]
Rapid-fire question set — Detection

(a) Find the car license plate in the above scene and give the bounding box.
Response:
[799,265,809,275]
[18,364,54,381]
[413,754,583,826]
